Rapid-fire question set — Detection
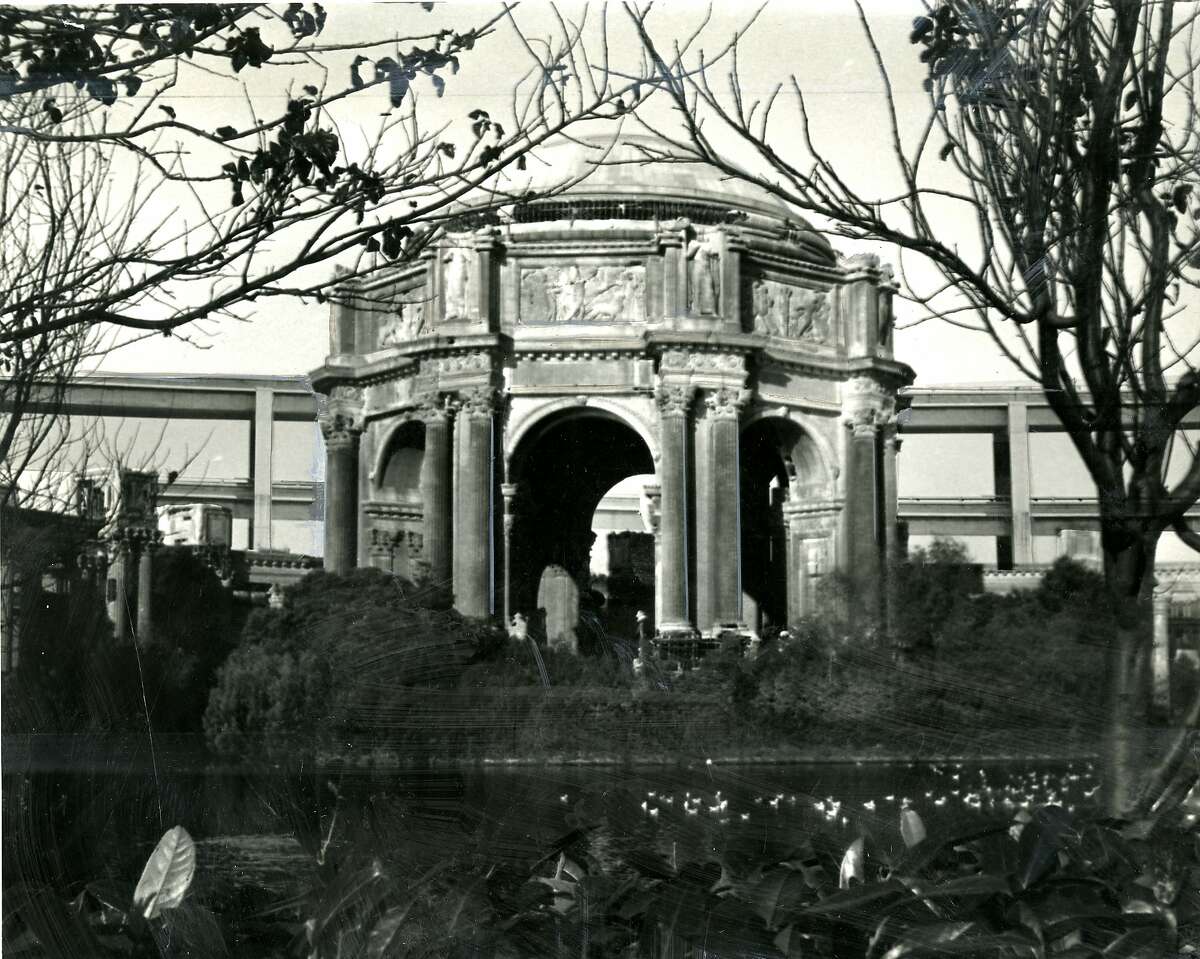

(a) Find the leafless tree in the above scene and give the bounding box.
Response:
[1,3,651,509]
[626,0,1200,815]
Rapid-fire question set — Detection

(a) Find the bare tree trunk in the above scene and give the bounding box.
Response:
[1101,531,1156,816]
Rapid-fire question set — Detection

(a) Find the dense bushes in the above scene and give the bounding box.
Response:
[203,554,1114,762]
[203,568,507,757]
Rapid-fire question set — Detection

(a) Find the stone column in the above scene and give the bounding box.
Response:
[1006,401,1034,565]
[135,538,157,648]
[656,385,694,633]
[452,389,495,618]
[419,399,453,590]
[641,482,662,639]
[319,389,364,575]
[782,504,805,627]
[501,483,518,625]
[700,388,747,630]
[108,540,129,642]
[845,411,882,619]
[1152,585,1172,721]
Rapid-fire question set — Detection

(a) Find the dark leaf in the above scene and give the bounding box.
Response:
[350,55,369,89]
[121,75,141,97]
[215,126,238,140]
[304,84,319,97]
[431,74,445,97]
[159,105,176,120]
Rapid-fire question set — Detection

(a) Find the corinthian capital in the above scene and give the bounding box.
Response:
[458,386,499,419]
[655,384,695,418]
[416,394,453,424]
[320,385,364,444]
[704,387,752,420]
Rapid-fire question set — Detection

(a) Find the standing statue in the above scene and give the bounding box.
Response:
[687,231,721,315]
[443,248,471,320]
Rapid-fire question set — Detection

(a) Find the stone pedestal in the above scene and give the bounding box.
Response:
[538,564,579,653]
[845,413,882,620]
[656,386,693,632]
[452,389,494,618]
[420,401,453,590]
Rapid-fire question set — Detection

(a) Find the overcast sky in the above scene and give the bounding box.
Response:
[95,1,1030,384]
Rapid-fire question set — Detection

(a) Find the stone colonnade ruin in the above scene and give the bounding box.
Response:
[310,137,913,643]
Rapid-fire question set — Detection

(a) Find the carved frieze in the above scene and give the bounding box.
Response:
[659,350,746,375]
[518,264,645,324]
[749,279,832,343]
[378,299,427,347]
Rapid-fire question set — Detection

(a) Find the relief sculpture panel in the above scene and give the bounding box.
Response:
[749,279,832,345]
[378,299,427,348]
[519,264,645,324]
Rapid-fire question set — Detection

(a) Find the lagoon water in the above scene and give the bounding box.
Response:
[4,756,1100,935]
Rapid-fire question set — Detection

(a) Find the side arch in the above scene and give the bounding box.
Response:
[505,396,659,475]
[740,406,838,497]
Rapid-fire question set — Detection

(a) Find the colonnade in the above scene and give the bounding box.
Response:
[322,379,898,637]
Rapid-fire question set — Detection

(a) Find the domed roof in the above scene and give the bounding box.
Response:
[506,134,804,224]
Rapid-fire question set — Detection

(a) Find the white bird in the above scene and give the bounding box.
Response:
[649,808,660,818]
[686,806,699,816]
[740,813,750,821]
[641,801,648,811]
[862,800,876,811]
[560,794,569,804]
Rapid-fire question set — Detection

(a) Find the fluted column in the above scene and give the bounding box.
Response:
[452,388,495,618]
[419,399,453,590]
[782,504,805,627]
[696,388,748,632]
[710,389,748,627]
[135,538,158,648]
[656,385,694,633]
[320,389,364,575]
[845,410,882,619]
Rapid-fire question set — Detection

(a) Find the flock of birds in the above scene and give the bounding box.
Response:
[557,761,1106,831]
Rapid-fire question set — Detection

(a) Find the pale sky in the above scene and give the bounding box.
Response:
[94,1,1024,384]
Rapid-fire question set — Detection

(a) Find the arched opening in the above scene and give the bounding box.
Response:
[370,420,426,579]
[376,421,425,504]
[508,411,655,655]
[739,417,828,635]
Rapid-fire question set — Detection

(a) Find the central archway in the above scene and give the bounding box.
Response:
[507,409,655,652]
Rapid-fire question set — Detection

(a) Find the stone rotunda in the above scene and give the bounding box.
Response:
[310,136,913,644]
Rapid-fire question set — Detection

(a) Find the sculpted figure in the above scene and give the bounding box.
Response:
[520,268,555,324]
[443,248,471,320]
[622,267,646,322]
[687,232,721,315]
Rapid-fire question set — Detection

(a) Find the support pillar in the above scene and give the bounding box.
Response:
[1152,585,1172,722]
[1006,401,1034,565]
[252,387,275,551]
[135,538,157,648]
[656,385,694,633]
[420,400,453,590]
[320,390,364,575]
[845,412,882,619]
[782,504,806,627]
[501,483,518,626]
[452,389,494,618]
[700,388,746,630]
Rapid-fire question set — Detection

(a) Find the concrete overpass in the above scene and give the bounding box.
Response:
[15,374,1200,566]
